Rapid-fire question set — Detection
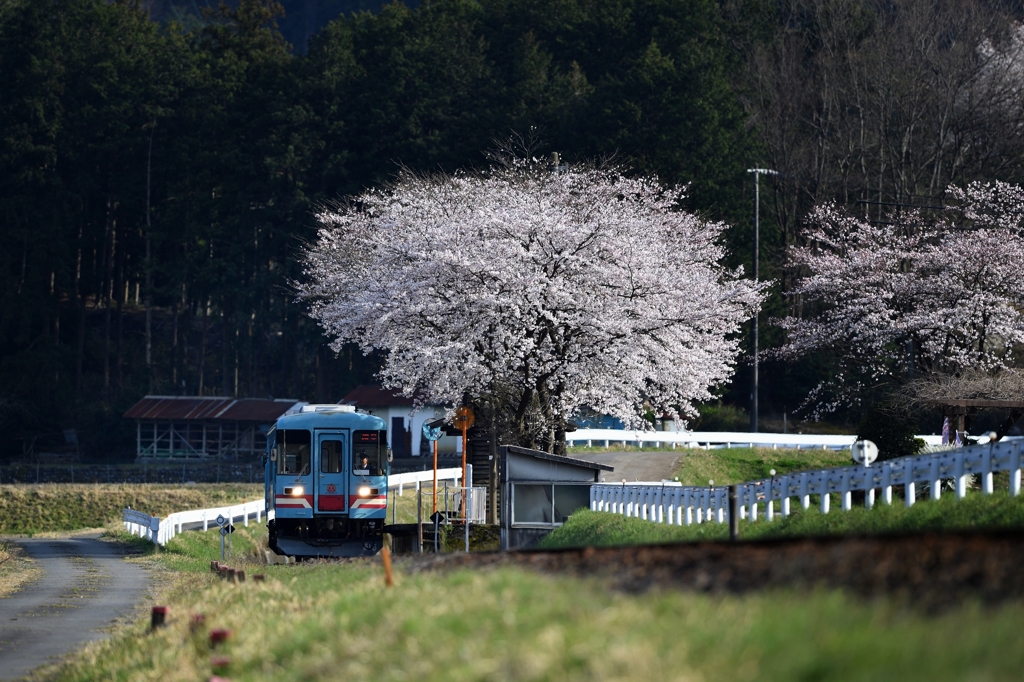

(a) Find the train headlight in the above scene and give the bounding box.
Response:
[358,486,371,498]
[290,486,304,497]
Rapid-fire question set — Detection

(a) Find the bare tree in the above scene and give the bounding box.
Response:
[747,0,1024,289]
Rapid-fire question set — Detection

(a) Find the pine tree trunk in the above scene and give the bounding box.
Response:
[198,301,209,396]
[102,192,116,391]
[74,227,85,398]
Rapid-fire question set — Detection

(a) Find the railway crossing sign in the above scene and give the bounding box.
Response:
[216,514,227,527]
[219,525,235,536]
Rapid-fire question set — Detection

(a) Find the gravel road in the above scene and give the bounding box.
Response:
[570,450,682,483]
[0,534,150,680]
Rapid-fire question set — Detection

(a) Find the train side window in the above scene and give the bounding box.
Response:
[321,439,344,474]
[277,429,311,475]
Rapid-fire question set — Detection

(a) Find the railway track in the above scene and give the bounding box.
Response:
[401,530,1024,610]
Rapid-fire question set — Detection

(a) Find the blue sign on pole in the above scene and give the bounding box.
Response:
[422,421,443,442]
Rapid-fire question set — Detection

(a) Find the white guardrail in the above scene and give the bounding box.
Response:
[568,428,944,450]
[123,468,464,545]
[123,499,267,546]
[391,467,463,495]
[591,439,1023,526]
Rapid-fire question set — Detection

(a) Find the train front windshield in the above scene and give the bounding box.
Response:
[352,430,386,475]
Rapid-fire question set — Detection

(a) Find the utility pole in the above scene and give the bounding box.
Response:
[746,168,777,433]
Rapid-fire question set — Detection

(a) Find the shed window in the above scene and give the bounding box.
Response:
[512,483,591,526]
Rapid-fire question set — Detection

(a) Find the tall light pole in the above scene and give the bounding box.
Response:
[746,168,777,433]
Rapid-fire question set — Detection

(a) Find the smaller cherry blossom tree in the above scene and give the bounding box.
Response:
[778,181,1024,418]
[297,158,765,449]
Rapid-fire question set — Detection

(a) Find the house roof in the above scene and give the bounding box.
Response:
[504,445,615,472]
[124,396,301,422]
[339,385,419,408]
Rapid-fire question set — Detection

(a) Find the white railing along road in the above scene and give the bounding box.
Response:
[390,467,463,496]
[569,428,944,451]
[123,468,466,545]
[123,499,266,546]
[591,439,1022,526]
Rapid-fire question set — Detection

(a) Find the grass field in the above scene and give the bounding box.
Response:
[0,484,261,534]
[540,490,1024,548]
[13,460,1024,680]
[672,446,853,486]
[544,447,1024,548]
[32,521,1024,681]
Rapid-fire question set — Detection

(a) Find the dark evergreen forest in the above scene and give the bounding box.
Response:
[4,0,1024,460]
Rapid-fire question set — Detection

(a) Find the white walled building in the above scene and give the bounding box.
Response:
[338,385,459,457]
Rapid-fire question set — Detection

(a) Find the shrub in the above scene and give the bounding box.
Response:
[856,403,923,460]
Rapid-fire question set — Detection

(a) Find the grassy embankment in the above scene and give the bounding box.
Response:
[35,520,1024,681]
[0,538,41,597]
[0,484,261,535]
[542,447,1024,548]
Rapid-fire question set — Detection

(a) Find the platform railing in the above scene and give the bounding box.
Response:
[591,439,1022,526]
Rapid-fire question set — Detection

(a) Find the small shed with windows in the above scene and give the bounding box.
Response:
[499,445,614,550]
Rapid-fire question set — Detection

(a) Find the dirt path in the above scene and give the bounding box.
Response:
[570,450,682,482]
[0,534,150,680]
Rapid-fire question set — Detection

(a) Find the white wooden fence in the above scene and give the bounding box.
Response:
[591,439,1023,526]
[568,428,943,451]
[122,468,465,545]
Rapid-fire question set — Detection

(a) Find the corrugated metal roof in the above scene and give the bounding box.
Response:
[339,385,418,408]
[217,399,303,421]
[124,396,301,422]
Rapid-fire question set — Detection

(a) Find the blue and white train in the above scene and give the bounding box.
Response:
[265,404,390,557]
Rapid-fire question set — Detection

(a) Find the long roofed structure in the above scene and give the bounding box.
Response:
[124,396,304,460]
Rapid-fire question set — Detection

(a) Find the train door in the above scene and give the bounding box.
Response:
[315,430,348,513]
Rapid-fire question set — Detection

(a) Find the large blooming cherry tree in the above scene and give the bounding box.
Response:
[778,181,1024,417]
[298,159,764,448]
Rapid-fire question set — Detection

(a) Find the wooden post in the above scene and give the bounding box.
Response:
[416,486,423,554]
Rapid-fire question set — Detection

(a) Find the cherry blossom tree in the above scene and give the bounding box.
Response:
[297,158,764,449]
[778,181,1024,418]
